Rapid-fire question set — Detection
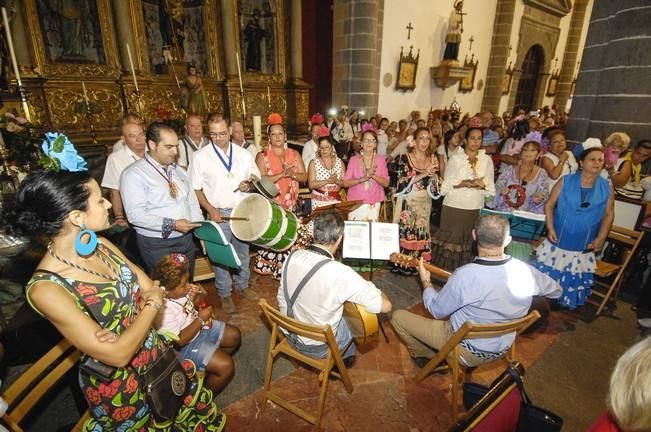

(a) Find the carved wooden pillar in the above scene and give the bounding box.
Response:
[286,0,309,135]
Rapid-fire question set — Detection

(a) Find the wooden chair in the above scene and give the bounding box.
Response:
[414,310,540,421]
[449,362,525,432]
[589,225,644,316]
[193,256,215,283]
[1,339,88,431]
[258,299,353,428]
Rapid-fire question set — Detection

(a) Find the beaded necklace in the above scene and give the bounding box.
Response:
[47,242,121,282]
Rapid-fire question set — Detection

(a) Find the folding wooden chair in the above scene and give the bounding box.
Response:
[449,362,525,432]
[1,339,88,431]
[589,225,644,316]
[258,299,354,428]
[193,256,215,283]
[414,310,540,421]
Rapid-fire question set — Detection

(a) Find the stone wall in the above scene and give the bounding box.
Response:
[566,1,651,146]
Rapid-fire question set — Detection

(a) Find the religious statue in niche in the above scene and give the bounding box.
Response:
[35,0,105,63]
[443,0,464,62]
[183,63,208,117]
[239,0,277,74]
[142,0,208,75]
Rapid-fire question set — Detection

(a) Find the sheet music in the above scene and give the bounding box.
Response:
[342,221,399,260]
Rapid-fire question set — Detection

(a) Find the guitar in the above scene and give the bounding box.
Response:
[389,253,452,281]
[343,302,379,345]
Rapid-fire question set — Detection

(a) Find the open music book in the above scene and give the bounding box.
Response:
[193,221,241,269]
[342,221,400,260]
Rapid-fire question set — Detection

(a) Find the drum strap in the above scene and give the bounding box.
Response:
[282,252,330,319]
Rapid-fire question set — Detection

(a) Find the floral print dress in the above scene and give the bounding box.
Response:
[26,243,225,432]
[391,153,436,263]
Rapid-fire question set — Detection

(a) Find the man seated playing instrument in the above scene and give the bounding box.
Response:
[391,214,562,367]
[278,210,392,365]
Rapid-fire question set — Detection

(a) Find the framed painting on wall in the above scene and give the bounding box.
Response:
[546,72,559,96]
[502,62,513,95]
[237,0,279,75]
[458,54,478,93]
[395,46,419,91]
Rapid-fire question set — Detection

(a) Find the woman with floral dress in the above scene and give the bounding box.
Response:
[390,127,439,273]
[9,136,225,431]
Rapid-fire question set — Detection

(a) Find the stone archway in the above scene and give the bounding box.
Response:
[514,44,544,112]
[507,14,560,111]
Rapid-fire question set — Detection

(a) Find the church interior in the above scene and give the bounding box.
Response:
[0,0,650,431]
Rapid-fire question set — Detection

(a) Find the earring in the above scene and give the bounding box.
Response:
[75,224,98,256]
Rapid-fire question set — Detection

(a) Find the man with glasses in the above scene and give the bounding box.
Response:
[189,118,261,313]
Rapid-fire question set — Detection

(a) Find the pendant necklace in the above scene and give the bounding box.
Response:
[145,155,178,198]
[212,142,234,179]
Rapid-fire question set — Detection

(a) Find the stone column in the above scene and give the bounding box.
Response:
[332,0,384,115]
[567,0,651,146]
[553,0,589,112]
[289,0,303,81]
[481,0,516,114]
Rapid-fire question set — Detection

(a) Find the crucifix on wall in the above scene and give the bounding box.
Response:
[406,22,413,40]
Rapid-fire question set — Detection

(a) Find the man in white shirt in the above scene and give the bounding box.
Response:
[102,122,146,227]
[392,214,561,368]
[301,123,321,168]
[190,118,261,313]
[178,114,209,169]
[111,113,144,154]
[121,122,203,274]
[231,121,257,158]
[278,210,392,364]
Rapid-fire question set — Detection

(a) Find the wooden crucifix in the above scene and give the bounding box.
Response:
[468,35,474,51]
[406,22,414,40]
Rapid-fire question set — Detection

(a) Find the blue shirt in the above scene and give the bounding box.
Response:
[120,155,203,238]
[482,129,500,147]
[423,256,561,353]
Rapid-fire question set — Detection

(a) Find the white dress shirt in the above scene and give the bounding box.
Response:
[120,155,203,238]
[278,247,383,346]
[189,142,260,209]
[101,146,141,190]
[440,149,495,209]
[178,136,209,169]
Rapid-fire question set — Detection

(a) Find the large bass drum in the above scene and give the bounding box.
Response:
[230,194,298,251]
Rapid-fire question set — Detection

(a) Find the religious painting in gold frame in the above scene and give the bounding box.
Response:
[23,0,119,77]
[237,0,279,75]
[141,0,209,76]
[502,62,513,95]
[458,54,478,93]
[569,78,577,97]
[546,71,560,96]
[395,46,419,91]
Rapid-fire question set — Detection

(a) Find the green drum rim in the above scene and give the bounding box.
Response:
[272,213,299,251]
[256,203,285,244]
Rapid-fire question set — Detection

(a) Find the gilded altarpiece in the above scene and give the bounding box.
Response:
[13,0,307,159]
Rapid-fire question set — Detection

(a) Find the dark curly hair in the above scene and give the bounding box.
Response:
[5,170,92,238]
[152,254,190,292]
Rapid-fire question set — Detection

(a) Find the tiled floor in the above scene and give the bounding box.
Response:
[197,267,600,431]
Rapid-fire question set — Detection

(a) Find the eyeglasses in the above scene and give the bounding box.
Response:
[362,139,377,144]
[208,131,229,138]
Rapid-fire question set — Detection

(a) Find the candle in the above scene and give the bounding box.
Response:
[2,7,30,122]
[126,43,140,93]
[253,115,262,150]
[267,86,271,108]
[235,51,244,93]
[241,95,247,119]
[81,81,89,102]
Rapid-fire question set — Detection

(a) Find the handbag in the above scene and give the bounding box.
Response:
[462,365,563,432]
[139,348,189,422]
[506,367,563,432]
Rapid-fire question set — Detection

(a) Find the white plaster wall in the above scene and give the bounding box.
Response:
[377,0,497,121]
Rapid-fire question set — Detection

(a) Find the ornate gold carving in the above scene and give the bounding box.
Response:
[45,84,123,132]
[23,0,120,78]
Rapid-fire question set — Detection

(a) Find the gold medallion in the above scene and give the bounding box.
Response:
[169,182,178,199]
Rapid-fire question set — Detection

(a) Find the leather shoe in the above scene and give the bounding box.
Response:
[240,288,259,301]
[221,296,236,314]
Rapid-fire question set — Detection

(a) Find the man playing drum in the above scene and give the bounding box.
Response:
[190,118,261,313]
[278,210,392,365]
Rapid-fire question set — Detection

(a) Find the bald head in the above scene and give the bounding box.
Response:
[231,121,245,145]
[185,114,204,142]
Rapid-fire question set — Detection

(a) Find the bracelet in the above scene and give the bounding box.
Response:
[144,298,162,311]
[197,317,207,327]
